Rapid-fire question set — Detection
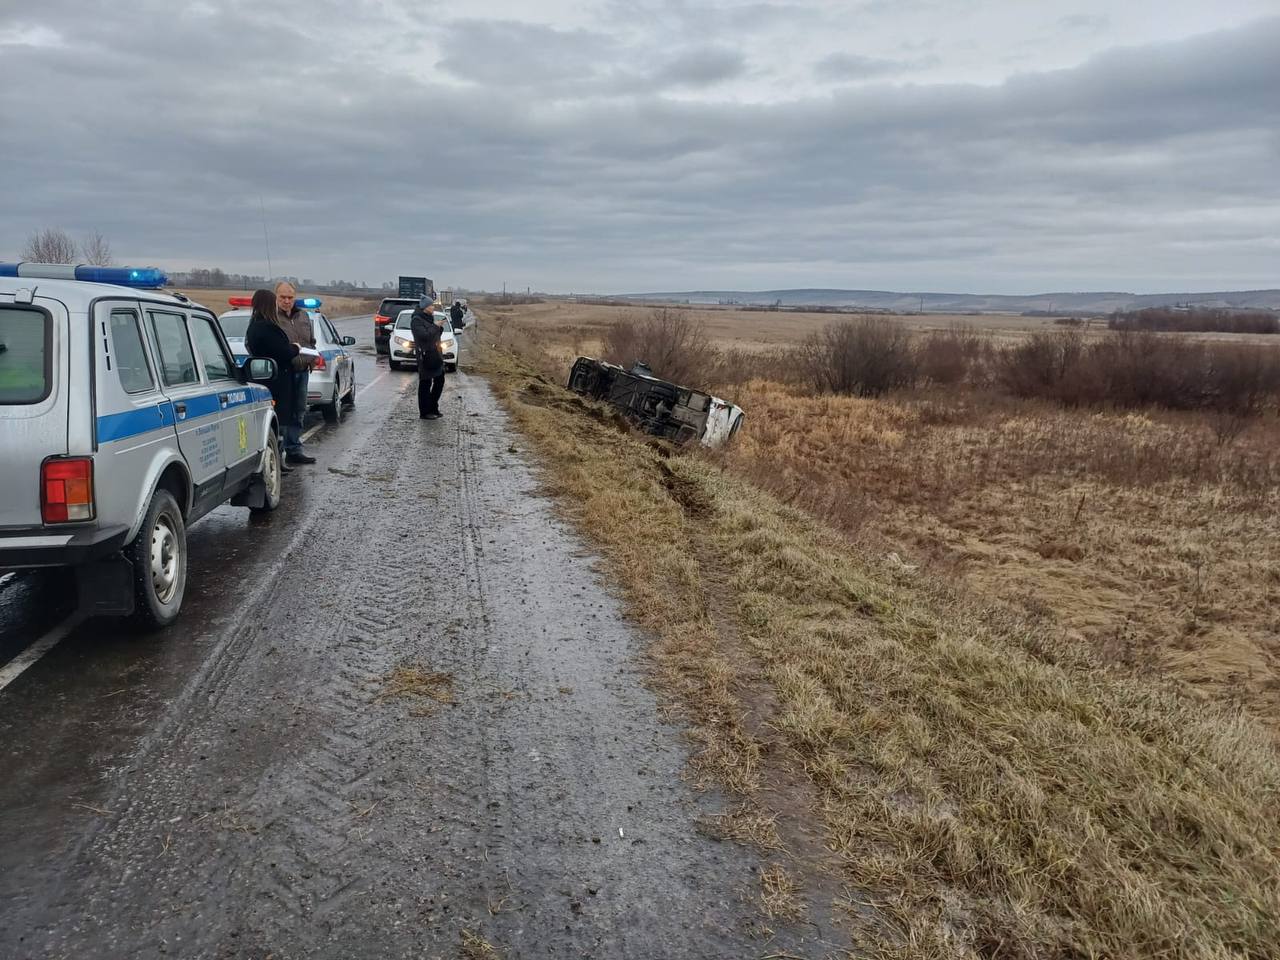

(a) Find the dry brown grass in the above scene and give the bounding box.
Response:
[377,664,455,712]
[722,382,1280,726]
[474,341,1280,959]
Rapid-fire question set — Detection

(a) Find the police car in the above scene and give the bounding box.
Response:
[0,262,284,628]
[217,297,357,423]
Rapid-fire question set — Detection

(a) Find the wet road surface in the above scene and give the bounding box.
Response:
[0,317,824,959]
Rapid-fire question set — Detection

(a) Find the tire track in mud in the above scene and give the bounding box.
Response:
[8,373,830,960]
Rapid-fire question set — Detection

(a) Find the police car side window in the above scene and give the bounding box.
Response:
[108,309,155,394]
[189,316,235,382]
[146,311,200,386]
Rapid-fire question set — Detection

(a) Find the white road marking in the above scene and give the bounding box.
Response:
[299,370,392,443]
[0,613,87,694]
[355,370,388,399]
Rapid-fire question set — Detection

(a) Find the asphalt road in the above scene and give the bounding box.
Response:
[0,315,825,959]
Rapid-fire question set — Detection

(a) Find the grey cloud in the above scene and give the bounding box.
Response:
[1,3,1277,293]
[814,52,918,80]
[659,46,747,87]
[1058,13,1109,33]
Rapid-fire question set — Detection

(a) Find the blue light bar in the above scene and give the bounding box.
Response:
[298,297,322,308]
[76,265,169,287]
[0,262,169,288]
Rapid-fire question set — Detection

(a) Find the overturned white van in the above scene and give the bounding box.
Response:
[566,358,744,447]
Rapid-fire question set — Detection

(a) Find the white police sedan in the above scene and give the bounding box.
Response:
[217,297,357,423]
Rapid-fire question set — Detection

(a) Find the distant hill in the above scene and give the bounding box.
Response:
[614,288,1280,314]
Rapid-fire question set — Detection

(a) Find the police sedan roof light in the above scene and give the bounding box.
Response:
[0,262,169,288]
[298,297,322,308]
[228,296,253,306]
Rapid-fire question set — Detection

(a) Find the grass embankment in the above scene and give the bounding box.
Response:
[475,344,1280,959]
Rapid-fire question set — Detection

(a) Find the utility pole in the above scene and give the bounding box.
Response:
[259,196,273,280]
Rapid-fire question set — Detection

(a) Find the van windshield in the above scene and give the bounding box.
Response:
[0,306,51,405]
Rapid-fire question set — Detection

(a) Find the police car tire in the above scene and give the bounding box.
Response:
[126,489,186,630]
[250,433,283,514]
[342,379,356,407]
[322,384,342,424]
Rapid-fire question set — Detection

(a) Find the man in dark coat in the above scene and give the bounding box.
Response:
[274,281,318,465]
[411,297,445,420]
[449,299,465,328]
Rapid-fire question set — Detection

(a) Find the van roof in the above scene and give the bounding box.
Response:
[0,277,210,312]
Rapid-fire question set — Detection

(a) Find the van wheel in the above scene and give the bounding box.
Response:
[251,432,283,514]
[126,489,186,629]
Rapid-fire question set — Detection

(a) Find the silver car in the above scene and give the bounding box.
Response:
[387,309,461,372]
[218,302,357,423]
[0,262,284,628]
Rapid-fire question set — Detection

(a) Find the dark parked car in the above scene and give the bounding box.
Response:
[373,297,419,355]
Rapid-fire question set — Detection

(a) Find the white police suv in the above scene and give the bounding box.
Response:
[0,262,284,628]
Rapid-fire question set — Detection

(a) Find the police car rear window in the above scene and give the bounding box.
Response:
[0,305,52,405]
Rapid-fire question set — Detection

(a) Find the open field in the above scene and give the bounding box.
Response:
[498,300,1280,360]
[475,340,1280,959]
[490,301,1280,734]
[173,287,382,318]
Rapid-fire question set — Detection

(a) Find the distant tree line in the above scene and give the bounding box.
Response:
[1109,307,1279,335]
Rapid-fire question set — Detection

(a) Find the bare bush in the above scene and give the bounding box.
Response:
[80,230,113,266]
[21,227,78,263]
[918,323,986,385]
[995,329,1280,415]
[793,316,918,397]
[601,307,717,385]
[994,329,1088,402]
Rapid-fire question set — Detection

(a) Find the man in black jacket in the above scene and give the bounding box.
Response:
[449,299,465,328]
[411,297,445,420]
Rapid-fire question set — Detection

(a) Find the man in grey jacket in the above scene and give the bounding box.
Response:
[275,281,318,464]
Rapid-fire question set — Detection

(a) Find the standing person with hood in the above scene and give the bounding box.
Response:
[411,296,445,420]
[244,289,301,473]
[274,281,318,465]
[449,299,465,328]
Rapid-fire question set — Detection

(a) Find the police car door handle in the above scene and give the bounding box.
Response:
[218,393,230,408]
[174,402,187,419]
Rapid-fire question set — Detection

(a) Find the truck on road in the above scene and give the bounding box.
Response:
[398,276,434,300]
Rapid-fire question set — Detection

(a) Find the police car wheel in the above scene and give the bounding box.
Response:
[322,382,342,424]
[342,378,356,407]
[126,489,186,629]
[251,433,283,513]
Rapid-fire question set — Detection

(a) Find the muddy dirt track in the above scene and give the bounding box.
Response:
[0,317,827,959]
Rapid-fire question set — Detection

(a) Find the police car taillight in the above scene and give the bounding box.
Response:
[312,352,326,370]
[41,457,95,524]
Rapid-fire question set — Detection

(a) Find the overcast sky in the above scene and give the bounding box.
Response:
[2,0,1277,294]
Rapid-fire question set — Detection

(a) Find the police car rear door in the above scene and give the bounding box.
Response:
[91,300,180,529]
[0,294,68,529]
[187,312,260,489]
[143,307,227,517]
